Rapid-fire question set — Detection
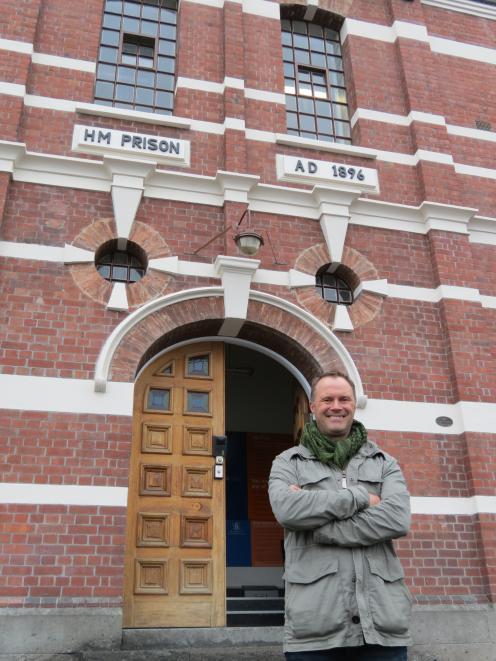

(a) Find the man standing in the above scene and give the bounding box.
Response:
[269,371,412,661]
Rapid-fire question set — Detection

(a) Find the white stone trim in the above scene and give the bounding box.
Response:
[0,81,26,97]
[214,255,260,336]
[422,0,496,20]
[1,372,496,435]
[430,34,496,63]
[447,124,496,142]
[455,162,496,180]
[181,0,279,18]
[0,38,33,54]
[76,102,192,129]
[31,52,96,72]
[24,94,76,112]
[0,241,64,262]
[0,483,128,507]
[333,305,354,332]
[92,286,365,402]
[275,134,378,160]
[176,77,285,104]
[244,88,286,104]
[107,282,129,312]
[351,108,447,128]
[469,216,496,245]
[0,481,495,514]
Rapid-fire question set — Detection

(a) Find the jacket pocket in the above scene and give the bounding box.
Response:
[366,546,412,635]
[357,462,384,496]
[285,545,345,639]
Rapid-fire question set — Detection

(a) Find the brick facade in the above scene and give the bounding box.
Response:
[0,0,495,652]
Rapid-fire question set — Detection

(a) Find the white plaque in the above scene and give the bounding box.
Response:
[72,124,190,167]
[276,154,379,193]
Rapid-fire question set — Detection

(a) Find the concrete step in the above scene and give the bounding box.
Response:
[80,645,283,660]
[122,626,283,651]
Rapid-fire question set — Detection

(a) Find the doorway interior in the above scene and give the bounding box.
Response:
[225,343,302,594]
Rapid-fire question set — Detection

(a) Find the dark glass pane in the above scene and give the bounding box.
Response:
[316,100,332,117]
[285,95,297,111]
[187,354,209,377]
[121,53,136,66]
[147,388,170,411]
[138,56,154,68]
[99,46,118,63]
[298,96,314,114]
[161,8,177,25]
[326,40,341,55]
[116,84,134,101]
[158,362,173,375]
[282,46,293,61]
[114,252,128,265]
[322,274,336,286]
[103,13,121,29]
[300,114,316,131]
[317,117,332,134]
[293,33,308,49]
[281,31,292,46]
[135,87,154,104]
[312,71,326,86]
[335,121,351,137]
[122,17,139,31]
[295,49,310,65]
[286,111,298,130]
[299,69,311,83]
[117,66,135,83]
[105,0,122,14]
[97,63,116,81]
[331,87,347,104]
[308,23,323,37]
[157,56,175,72]
[137,69,155,87]
[97,265,110,278]
[310,36,325,52]
[112,265,128,281]
[327,55,343,71]
[129,268,143,282]
[332,103,349,120]
[293,21,307,34]
[283,62,294,78]
[156,73,174,89]
[142,20,158,37]
[95,80,114,98]
[339,290,352,303]
[140,45,154,57]
[159,23,176,39]
[323,288,338,302]
[281,19,291,32]
[325,28,339,40]
[329,71,345,87]
[123,41,138,54]
[159,40,175,56]
[142,4,159,20]
[156,91,173,108]
[123,1,140,17]
[101,29,120,46]
[186,391,210,414]
[310,52,326,67]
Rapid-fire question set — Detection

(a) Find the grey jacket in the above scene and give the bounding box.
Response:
[269,438,412,652]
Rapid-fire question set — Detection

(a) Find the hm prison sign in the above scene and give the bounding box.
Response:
[276,154,379,193]
[72,124,190,167]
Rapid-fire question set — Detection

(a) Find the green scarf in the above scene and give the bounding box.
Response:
[300,420,367,469]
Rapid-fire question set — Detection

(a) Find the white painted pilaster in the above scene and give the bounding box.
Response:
[214,255,259,336]
[104,157,156,239]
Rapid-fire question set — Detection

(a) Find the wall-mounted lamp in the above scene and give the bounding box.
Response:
[189,207,285,264]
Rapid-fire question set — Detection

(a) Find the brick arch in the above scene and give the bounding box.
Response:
[98,288,365,403]
[294,243,384,329]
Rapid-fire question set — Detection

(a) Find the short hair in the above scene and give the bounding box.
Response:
[310,371,356,402]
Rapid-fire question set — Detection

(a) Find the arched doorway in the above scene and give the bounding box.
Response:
[123,339,306,628]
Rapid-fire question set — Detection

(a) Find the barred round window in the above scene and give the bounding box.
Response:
[95,239,147,284]
[316,266,354,305]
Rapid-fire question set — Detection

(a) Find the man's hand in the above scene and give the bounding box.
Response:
[369,494,381,506]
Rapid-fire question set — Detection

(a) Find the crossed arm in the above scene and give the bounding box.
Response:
[268,455,410,546]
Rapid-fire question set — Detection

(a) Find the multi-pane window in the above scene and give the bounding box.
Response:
[281,18,351,143]
[316,269,353,305]
[95,0,177,115]
[95,240,147,284]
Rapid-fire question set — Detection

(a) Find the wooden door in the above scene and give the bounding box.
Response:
[123,342,226,628]
[293,382,309,444]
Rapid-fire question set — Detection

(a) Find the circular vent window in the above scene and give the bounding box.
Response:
[95,239,148,284]
[315,265,354,305]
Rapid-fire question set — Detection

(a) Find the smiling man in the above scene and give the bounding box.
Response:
[269,371,412,661]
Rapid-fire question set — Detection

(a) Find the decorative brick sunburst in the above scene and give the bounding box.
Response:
[68,218,172,310]
[294,243,385,330]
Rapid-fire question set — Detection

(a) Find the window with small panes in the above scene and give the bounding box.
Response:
[95,0,177,115]
[281,9,351,143]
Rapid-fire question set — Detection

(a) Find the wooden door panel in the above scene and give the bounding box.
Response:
[124,342,225,628]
